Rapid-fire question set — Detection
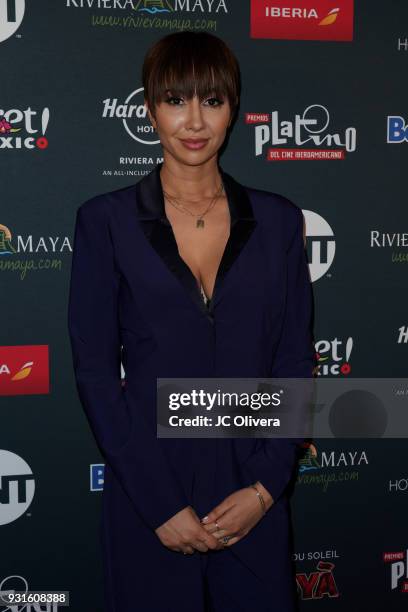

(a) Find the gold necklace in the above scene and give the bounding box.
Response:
[163,182,224,229]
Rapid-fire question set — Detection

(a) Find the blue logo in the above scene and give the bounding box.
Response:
[387,116,408,143]
[90,463,104,491]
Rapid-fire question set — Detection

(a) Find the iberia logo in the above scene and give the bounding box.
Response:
[250,0,354,41]
[0,346,49,395]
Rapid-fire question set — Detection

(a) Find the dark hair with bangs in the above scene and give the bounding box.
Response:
[142,31,241,124]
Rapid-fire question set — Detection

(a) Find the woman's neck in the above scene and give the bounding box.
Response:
[159,157,223,202]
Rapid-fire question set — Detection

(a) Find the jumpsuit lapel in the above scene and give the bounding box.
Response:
[134,161,257,319]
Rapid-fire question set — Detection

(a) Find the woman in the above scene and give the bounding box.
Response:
[68,31,315,612]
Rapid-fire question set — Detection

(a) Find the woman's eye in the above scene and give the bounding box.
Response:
[204,97,224,107]
[165,96,184,105]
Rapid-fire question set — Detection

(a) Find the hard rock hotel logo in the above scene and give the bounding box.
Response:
[250,0,354,41]
[102,87,158,145]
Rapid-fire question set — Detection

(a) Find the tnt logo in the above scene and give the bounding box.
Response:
[0,449,35,525]
[0,0,25,42]
[384,550,408,592]
[303,209,335,282]
[387,116,408,143]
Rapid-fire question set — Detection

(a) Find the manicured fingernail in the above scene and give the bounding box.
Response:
[201,516,209,523]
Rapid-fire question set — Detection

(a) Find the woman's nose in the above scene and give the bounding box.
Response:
[185,98,205,131]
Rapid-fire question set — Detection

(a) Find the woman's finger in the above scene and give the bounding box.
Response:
[201,522,219,534]
[222,535,240,547]
[181,545,195,555]
[213,528,229,539]
[192,540,209,552]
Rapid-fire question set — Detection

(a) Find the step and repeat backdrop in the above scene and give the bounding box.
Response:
[1,1,407,611]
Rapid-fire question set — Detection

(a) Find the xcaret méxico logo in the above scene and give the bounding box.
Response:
[315,337,353,376]
[246,105,357,161]
[0,0,25,43]
[302,209,335,282]
[0,345,49,395]
[0,450,35,526]
[250,0,354,41]
[0,106,50,149]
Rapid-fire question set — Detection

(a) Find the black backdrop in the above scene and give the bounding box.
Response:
[1,1,408,610]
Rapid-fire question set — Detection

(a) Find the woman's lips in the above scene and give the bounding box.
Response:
[179,138,209,150]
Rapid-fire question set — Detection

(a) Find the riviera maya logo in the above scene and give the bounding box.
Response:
[66,0,228,14]
[0,224,15,255]
[134,0,172,13]
[299,443,320,472]
[0,223,72,280]
[297,443,369,491]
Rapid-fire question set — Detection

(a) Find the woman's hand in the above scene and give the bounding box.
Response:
[155,505,226,554]
[200,482,274,547]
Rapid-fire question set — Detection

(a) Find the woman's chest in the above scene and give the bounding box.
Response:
[113,212,287,331]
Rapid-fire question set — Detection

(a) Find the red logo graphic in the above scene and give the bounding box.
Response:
[251,0,354,41]
[296,561,340,599]
[0,345,50,395]
[384,550,408,592]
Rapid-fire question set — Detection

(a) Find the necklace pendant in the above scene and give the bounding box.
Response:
[196,218,205,229]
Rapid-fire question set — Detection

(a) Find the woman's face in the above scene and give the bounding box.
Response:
[146,89,232,166]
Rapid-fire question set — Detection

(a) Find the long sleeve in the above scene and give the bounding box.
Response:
[67,197,190,530]
[241,204,316,503]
